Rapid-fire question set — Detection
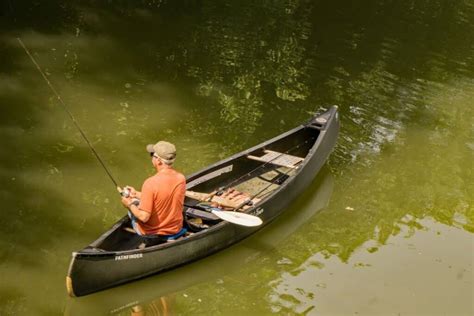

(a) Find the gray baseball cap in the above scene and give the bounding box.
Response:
[146,141,176,164]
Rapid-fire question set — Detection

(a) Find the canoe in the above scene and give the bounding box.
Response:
[66,106,340,297]
[65,169,334,315]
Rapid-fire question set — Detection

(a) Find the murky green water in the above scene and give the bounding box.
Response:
[1,1,473,315]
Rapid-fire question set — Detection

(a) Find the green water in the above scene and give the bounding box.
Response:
[1,1,473,315]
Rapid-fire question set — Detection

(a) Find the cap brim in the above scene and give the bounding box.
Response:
[146,144,155,153]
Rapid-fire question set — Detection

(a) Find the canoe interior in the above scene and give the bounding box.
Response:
[83,126,320,253]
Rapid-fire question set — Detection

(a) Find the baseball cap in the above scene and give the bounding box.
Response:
[146,141,176,164]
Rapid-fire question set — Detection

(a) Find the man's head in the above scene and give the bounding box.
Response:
[146,141,176,166]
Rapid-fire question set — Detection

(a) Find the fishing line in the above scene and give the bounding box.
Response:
[17,37,121,190]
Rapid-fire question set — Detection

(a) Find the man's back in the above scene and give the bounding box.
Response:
[138,168,186,235]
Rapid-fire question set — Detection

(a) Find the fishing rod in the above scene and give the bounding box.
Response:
[17,38,123,193]
[17,38,264,227]
[209,137,315,201]
[195,137,315,212]
[232,158,299,212]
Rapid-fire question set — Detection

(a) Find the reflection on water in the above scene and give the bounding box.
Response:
[117,296,174,316]
[1,0,473,314]
[270,218,473,315]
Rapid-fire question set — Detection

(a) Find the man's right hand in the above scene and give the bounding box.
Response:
[125,185,139,198]
[121,196,133,208]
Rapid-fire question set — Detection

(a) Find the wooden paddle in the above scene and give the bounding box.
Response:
[184,204,262,227]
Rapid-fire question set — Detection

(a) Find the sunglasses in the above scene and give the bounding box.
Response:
[150,152,161,160]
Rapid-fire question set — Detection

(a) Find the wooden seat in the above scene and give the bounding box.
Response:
[123,227,136,234]
[186,191,242,208]
[185,189,260,209]
[247,150,304,169]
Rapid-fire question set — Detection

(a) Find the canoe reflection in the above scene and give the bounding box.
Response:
[65,168,333,315]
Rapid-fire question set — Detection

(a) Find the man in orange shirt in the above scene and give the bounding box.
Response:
[121,141,186,240]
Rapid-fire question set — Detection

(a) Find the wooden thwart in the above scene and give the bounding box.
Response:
[186,191,240,208]
[185,191,242,208]
[247,150,304,169]
[185,189,260,209]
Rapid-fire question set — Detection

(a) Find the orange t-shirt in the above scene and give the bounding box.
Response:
[137,168,186,235]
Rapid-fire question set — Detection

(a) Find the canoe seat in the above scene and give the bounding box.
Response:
[247,150,304,169]
[123,227,136,234]
[137,228,188,248]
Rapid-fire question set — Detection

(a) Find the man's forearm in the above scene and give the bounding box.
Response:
[129,203,150,222]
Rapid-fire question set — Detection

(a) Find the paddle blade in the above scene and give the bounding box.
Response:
[211,210,263,227]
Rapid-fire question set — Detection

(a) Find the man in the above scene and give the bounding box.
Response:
[121,141,186,238]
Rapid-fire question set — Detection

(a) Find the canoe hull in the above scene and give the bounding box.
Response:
[67,106,339,296]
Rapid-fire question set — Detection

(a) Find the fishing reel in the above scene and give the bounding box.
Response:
[120,187,131,198]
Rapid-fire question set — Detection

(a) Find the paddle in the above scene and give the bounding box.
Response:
[184,204,262,227]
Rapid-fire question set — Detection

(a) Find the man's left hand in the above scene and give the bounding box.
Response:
[121,196,133,208]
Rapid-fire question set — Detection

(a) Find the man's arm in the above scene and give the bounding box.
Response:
[121,196,150,222]
[128,203,150,222]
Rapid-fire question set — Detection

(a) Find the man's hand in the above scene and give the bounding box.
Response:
[121,196,133,208]
[125,185,140,198]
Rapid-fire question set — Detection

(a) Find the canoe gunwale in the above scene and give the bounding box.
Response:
[74,107,338,258]
[68,106,339,296]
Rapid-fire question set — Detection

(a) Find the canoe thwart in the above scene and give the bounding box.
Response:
[186,191,241,208]
[185,189,260,209]
[247,150,304,169]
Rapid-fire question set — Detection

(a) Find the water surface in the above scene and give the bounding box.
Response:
[0,1,473,315]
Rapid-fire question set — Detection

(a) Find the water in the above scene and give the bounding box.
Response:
[1,1,473,315]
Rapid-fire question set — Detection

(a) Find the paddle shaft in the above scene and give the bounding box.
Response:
[184,203,213,212]
[184,203,262,227]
